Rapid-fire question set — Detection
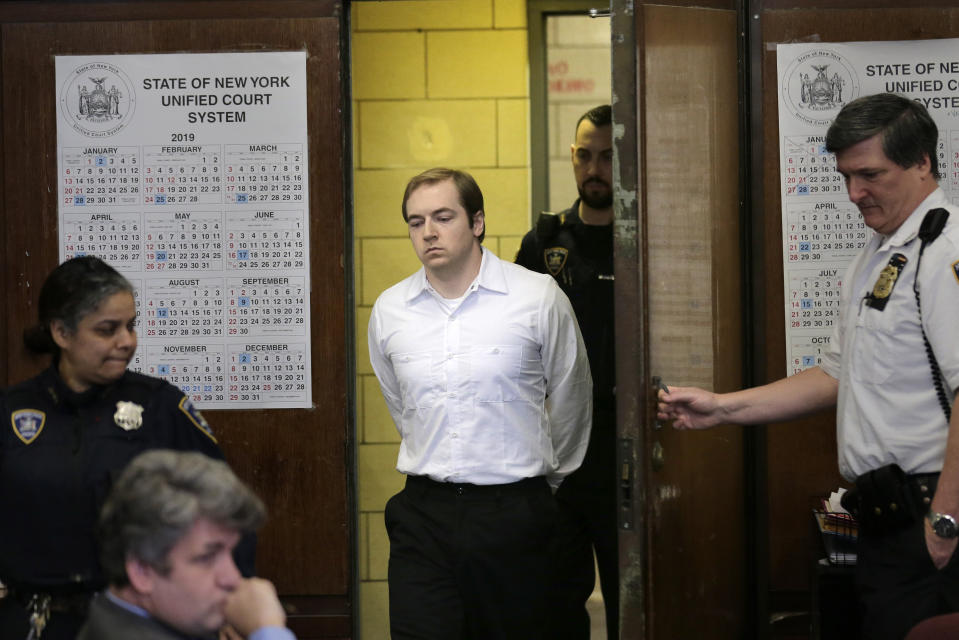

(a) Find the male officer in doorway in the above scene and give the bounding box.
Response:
[516,104,617,640]
[659,93,959,639]
[369,167,593,639]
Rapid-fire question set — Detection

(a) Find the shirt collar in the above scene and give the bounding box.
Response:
[883,186,948,248]
[105,588,150,619]
[41,364,110,408]
[104,589,213,639]
[401,247,508,304]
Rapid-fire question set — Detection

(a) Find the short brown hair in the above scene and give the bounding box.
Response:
[401,168,485,243]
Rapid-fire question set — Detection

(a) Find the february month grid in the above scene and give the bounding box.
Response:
[141,277,225,339]
[62,211,143,272]
[142,144,222,206]
[60,146,140,207]
[227,276,307,337]
[226,209,306,270]
[144,210,224,271]
[142,344,227,405]
[228,343,308,403]
[223,143,305,204]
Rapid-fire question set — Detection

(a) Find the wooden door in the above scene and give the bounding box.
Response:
[612,1,747,637]
[0,3,352,638]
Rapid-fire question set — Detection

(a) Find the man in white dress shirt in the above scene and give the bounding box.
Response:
[368,167,593,640]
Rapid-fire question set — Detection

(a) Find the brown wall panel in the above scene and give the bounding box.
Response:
[758,5,959,592]
[1,5,351,636]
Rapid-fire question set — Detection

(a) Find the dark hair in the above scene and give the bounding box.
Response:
[825,93,940,179]
[22,256,134,355]
[575,104,612,135]
[98,449,266,586]
[401,168,485,243]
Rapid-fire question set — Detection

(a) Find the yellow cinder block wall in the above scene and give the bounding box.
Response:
[351,1,530,637]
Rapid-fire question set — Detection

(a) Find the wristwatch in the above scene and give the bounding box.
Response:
[927,511,959,538]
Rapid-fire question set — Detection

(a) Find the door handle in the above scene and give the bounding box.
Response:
[651,440,665,471]
[651,377,667,471]
[652,375,668,431]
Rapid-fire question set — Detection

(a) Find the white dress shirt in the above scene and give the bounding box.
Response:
[820,188,959,479]
[368,247,593,488]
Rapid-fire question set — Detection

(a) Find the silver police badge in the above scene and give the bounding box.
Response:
[114,401,144,431]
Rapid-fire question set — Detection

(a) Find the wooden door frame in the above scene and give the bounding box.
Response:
[609,1,646,636]
[0,3,355,638]
[527,0,607,220]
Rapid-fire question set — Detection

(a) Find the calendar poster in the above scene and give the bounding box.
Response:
[777,39,959,375]
[55,52,312,409]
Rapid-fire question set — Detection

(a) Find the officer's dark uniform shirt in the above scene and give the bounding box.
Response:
[0,366,222,592]
[516,200,615,486]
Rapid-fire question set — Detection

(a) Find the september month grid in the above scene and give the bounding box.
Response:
[58,143,309,406]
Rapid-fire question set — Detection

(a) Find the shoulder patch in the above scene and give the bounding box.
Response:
[544,247,569,276]
[953,259,959,284]
[178,397,217,443]
[11,409,46,445]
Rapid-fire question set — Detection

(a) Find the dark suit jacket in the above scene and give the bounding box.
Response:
[77,592,212,640]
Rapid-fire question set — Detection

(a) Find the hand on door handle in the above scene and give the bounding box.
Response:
[652,376,669,430]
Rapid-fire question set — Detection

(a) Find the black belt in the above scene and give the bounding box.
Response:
[405,475,547,496]
[906,471,940,509]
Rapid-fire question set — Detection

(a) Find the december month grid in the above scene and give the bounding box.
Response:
[59,143,309,408]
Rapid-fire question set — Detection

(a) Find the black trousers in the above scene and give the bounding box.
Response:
[546,404,618,640]
[856,475,959,640]
[385,475,557,640]
[546,483,618,640]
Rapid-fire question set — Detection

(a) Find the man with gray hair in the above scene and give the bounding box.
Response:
[78,449,294,640]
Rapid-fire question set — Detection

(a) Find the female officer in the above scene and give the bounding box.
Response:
[0,256,230,639]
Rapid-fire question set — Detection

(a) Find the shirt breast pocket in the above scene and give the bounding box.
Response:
[392,351,436,409]
[853,305,914,385]
[471,345,524,403]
